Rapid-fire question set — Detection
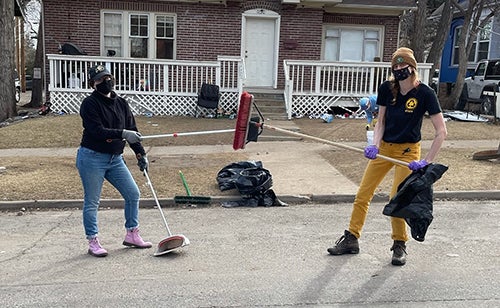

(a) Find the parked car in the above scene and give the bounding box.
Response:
[430,69,439,93]
[14,71,21,103]
[25,74,33,91]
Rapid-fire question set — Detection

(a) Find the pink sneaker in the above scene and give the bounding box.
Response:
[123,228,152,248]
[88,237,108,257]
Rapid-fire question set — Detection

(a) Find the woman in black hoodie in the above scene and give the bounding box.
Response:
[76,64,151,257]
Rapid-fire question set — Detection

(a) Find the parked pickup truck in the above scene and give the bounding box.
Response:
[460,59,500,115]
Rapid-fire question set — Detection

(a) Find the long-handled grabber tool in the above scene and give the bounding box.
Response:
[143,170,190,256]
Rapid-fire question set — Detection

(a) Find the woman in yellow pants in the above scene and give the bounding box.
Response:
[327,47,447,266]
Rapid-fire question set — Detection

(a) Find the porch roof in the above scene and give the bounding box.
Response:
[336,0,415,8]
[186,0,416,11]
[314,0,416,15]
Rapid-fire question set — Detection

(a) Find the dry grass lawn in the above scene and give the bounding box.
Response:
[0,113,498,201]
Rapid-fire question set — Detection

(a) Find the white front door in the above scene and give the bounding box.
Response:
[243,12,279,87]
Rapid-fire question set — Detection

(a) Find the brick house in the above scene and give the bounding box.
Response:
[41,0,426,117]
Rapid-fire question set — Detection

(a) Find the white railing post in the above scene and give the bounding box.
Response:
[283,60,293,119]
[215,63,221,87]
[163,64,169,93]
[314,64,321,94]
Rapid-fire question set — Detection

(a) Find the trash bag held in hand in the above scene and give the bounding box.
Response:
[383,163,448,242]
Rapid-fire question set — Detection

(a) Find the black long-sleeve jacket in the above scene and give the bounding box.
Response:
[79,91,145,156]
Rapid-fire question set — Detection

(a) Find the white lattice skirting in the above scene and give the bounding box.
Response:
[49,91,240,117]
[291,94,359,117]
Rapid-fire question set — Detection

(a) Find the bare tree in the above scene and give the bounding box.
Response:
[426,0,454,85]
[22,0,43,108]
[402,0,453,86]
[0,0,18,122]
[445,0,500,109]
[410,0,428,63]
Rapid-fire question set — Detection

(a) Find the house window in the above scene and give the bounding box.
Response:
[102,11,176,59]
[156,15,175,59]
[129,14,149,58]
[452,22,491,65]
[103,12,123,57]
[476,23,491,61]
[323,26,382,62]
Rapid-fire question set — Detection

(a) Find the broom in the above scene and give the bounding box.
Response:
[174,170,212,204]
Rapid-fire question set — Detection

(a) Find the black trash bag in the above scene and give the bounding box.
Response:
[222,189,286,208]
[216,161,263,191]
[60,43,87,55]
[217,161,286,207]
[235,168,273,198]
[383,163,449,242]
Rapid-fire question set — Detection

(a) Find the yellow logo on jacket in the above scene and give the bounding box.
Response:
[405,98,417,113]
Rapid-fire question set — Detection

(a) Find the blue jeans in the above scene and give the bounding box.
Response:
[76,147,140,239]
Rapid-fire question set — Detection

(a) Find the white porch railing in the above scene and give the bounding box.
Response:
[46,56,432,119]
[283,60,433,119]
[46,54,245,116]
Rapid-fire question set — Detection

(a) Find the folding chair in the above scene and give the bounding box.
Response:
[196,82,220,118]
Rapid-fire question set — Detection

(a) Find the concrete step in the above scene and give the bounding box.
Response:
[254,105,286,115]
[245,88,284,99]
[247,90,287,120]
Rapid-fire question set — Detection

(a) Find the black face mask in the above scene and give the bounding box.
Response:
[96,79,114,95]
[392,67,412,81]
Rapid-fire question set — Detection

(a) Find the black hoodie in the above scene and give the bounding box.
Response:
[79,91,145,156]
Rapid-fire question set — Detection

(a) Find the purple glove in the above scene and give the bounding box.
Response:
[408,159,428,171]
[364,145,379,159]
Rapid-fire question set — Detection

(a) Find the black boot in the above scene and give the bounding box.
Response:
[391,240,407,266]
[327,230,359,255]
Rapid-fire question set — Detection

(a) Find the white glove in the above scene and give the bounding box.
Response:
[122,129,142,144]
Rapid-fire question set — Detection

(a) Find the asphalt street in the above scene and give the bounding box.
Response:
[0,200,498,307]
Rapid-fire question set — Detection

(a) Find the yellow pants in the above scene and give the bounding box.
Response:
[348,141,421,242]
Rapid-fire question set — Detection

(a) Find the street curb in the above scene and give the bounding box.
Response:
[1,190,499,211]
